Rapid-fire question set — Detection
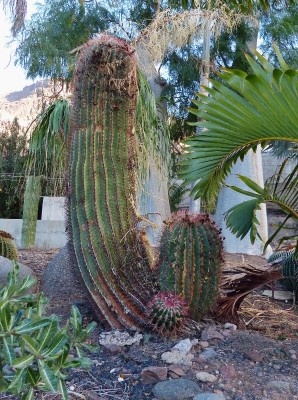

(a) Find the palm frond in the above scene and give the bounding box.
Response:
[224,159,298,252]
[178,50,298,207]
[25,98,70,196]
[216,262,283,323]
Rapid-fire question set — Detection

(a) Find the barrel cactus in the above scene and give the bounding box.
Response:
[148,292,189,334]
[67,35,158,330]
[0,230,18,260]
[268,250,297,301]
[158,210,223,321]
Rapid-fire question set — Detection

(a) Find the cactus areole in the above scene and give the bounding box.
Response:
[67,36,157,330]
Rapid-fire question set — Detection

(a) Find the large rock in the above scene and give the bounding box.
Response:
[42,243,91,319]
[152,378,200,400]
[0,256,36,290]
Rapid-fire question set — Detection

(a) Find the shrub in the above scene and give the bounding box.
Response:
[0,263,97,399]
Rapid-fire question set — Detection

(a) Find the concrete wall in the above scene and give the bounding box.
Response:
[41,196,66,221]
[0,219,67,249]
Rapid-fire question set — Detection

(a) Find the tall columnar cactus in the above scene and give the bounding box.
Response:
[158,210,223,321]
[21,175,42,248]
[67,36,157,329]
[0,230,18,260]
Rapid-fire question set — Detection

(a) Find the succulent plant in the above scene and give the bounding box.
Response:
[158,210,223,321]
[0,230,18,260]
[67,35,157,330]
[281,253,298,301]
[268,250,297,301]
[148,291,189,334]
[267,250,294,264]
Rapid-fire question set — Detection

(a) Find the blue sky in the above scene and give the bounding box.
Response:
[0,1,37,95]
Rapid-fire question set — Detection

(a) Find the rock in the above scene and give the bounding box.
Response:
[172,338,197,353]
[267,381,291,392]
[196,372,217,383]
[161,350,194,366]
[42,244,91,317]
[0,256,36,291]
[200,348,218,360]
[152,378,200,400]
[220,330,231,337]
[168,365,186,377]
[101,344,122,355]
[193,393,226,400]
[243,351,264,363]
[99,330,143,346]
[141,367,168,384]
[201,327,224,341]
[198,341,209,349]
[223,323,237,331]
[219,365,237,379]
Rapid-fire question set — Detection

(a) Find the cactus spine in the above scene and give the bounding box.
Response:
[0,230,18,260]
[67,36,157,329]
[159,210,223,321]
[148,292,189,334]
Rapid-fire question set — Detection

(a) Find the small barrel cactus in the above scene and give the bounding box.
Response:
[268,250,297,301]
[158,210,223,321]
[0,230,18,260]
[148,292,189,334]
[281,253,298,301]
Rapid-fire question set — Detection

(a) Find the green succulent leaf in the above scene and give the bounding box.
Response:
[12,354,35,369]
[58,379,69,400]
[21,387,34,400]
[38,360,59,392]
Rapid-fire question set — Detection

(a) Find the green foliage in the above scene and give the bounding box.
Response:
[168,183,188,212]
[15,0,111,81]
[225,159,298,253]
[268,250,298,301]
[68,36,157,330]
[21,176,42,248]
[159,210,223,320]
[282,253,298,300]
[0,230,18,260]
[25,98,70,196]
[179,49,298,207]
[148,292,189,334]
[260,5,298,69]
[0,118,27,218]
[0,263,97,399]
[135,70,171,181]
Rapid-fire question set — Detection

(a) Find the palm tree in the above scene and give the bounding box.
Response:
[178,47,298,252]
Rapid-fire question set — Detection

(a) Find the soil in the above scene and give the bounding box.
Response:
[2,249,298,400]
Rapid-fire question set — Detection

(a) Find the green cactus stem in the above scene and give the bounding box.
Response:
[67,35,157,329]
[147,291,189,334]
[0,230,18,260]
[21,176,42,248]
[159,210,223,321]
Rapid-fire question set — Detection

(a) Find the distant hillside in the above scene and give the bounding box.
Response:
[0,80,67,130]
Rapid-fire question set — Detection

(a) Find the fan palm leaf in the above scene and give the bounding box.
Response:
[178,48,298,207]
[225,159,298,253]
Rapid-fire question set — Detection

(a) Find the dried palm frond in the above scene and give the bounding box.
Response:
[215,261,283,324]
